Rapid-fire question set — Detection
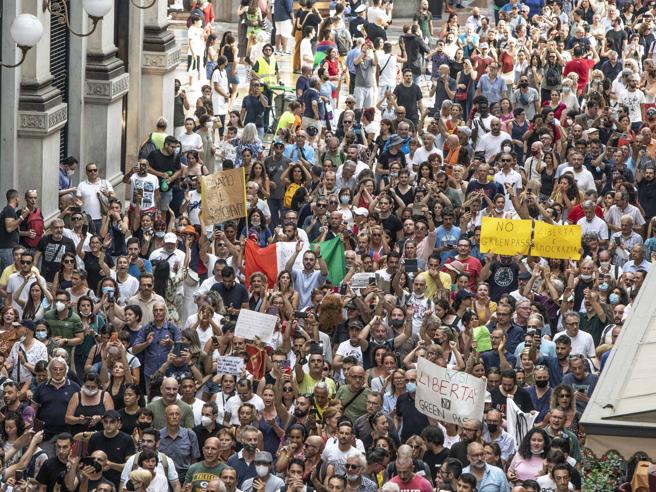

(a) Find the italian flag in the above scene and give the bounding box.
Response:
[244,237,346,287]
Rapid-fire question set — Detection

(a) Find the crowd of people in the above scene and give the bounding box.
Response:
[1,0,656,491]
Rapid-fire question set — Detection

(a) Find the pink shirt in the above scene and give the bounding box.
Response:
[508,454,545,483]
[389,474,433,492]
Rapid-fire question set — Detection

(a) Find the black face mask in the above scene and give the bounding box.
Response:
[137,421,151,430]
[390,319,404,328]
[535,380,549,389]
[487,423,499,433]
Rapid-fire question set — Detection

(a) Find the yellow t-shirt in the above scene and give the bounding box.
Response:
[417,271,452,299]
[276,111,296,133]
[299,373,336,397]
[0,265,39,286]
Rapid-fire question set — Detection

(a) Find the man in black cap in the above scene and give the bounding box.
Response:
[86,409,135,488]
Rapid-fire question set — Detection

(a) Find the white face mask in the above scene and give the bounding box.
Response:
[55,301,66,312]
[67,169,75,176]
[255,465,269,478]
[347,474,359,482]
[201,416,213,427]
[82,387,99,397]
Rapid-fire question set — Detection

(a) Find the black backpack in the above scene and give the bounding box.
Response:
[545,64,561,87]
[138,133,156,160]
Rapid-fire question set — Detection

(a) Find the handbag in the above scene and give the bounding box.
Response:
[455,75,470,102]
[97,180,110,215]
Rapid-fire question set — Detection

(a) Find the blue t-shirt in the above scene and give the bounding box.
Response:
[302,88,321,119]
[242,95,266,128]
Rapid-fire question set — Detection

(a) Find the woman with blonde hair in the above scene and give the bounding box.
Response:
[126,468,154,492]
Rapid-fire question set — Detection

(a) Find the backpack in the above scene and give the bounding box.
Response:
[26,449,47,479]
[334,28,351,56]
[283,183,302,209]
[24,208,44,249]
[131,451,169,476]
[545,65,561,87]
[138,133,157,160]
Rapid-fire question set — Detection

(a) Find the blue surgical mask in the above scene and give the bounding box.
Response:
[406,382,416,394]
[599,283,609,292]
[609,293,620,304]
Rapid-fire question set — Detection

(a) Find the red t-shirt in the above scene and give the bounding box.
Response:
[563,58,595,94]
[567,203,604,224]
[389,474,434,492]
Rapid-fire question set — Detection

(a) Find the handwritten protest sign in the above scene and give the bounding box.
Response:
[216,356,244,376]
[235,309,277,344]
[415,357,486,425]
[201,168,246,224]
[532,221,582,260]
[480,217,532,256]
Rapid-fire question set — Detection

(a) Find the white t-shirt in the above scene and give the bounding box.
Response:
[6,272,47,318]
[211,68,230,116]
[188,190,202,225]
[476,131,511,161]
[377,53,398,87]
[149,247,186,273]
[224,393,265,425]
[618,88,646,123]
[188,25,205,56]
[130,173,159,211]
[494,169,523,211]
[113,272,140,304]
[179,131,203,153]
[77,179,115,220]
[300,38,314,70]
[553,330,596,358]
[559,166,596,193]
[120,456,178,487]
[577,216,609,241]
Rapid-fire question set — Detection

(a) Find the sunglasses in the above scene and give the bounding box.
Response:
[87,169,98,173]
[20,260,33,265]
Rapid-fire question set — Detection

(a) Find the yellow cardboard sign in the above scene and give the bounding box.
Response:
[479,217,532,256]
[201,168,247,224]
[532,221,582,260]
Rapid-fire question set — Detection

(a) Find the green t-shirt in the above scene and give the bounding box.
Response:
[44,309,84,358]
[335,386,370,423]
[473,325,492,353]
[184,462,227,492]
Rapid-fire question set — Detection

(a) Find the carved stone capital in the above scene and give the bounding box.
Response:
[85,73,130,103]
[142,46,181,75]
[17,103,68,137]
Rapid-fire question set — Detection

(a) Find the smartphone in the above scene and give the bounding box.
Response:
[412,204,422,216]
[32,418,44,432]
[107,291,115,303]
[368,275,376,285]
[15,470,24,482]
[82,457,102,473]
[70,206,81,214]
[173,342,188,357]
[464,206,471,213]
[405,259,418,273]
[110,331,118,343]
[339,284,348,295]
[295,311,308,319]
[614,236,621,245]
[281,360,292,375]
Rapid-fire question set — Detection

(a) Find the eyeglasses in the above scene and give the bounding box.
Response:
[344,464,360,470]
[500,158,512,162]
[20,260,32,265]
[329,201,338,205]
[316,204,327,208]
[344,120,353,124]
[217,243,226,247]
[283,387,294,391]
[87,168,98,173]
[63,259,75,264]
[72,216,83,221]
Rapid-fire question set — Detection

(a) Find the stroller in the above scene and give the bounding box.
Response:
[263,83,296,143]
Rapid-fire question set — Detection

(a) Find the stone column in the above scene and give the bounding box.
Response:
[214,0,240,22]
[0,0,20,190]
[15,0,68,220]
[140,0,180,143]
[83,4,129,186]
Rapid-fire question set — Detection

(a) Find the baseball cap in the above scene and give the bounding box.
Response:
[164,232,178,244]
